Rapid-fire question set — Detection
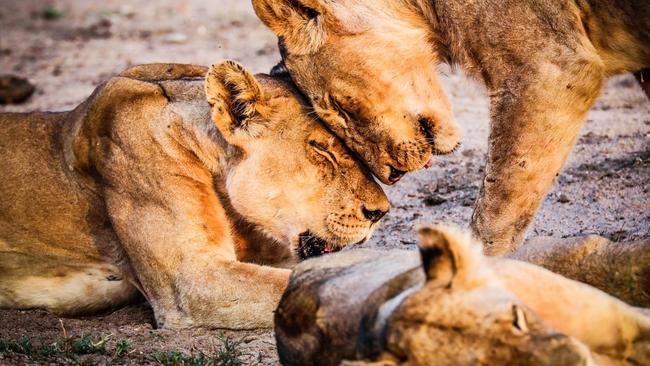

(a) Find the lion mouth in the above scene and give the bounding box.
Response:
[297,231,341,260]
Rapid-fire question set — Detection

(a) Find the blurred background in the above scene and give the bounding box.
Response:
[0,0,279,112]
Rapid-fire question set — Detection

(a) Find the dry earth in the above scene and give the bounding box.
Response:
[0,0,648,365]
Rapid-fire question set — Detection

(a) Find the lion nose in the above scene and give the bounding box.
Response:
[362,206,388,223]
[418,116,435,145]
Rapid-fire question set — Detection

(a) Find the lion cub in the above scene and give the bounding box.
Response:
[0,62,389,329]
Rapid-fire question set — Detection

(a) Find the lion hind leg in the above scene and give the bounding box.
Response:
[0,262,139,315]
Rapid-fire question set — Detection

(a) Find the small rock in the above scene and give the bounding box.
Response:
[41,6,64,20]
[424,194,447,206]
[164,32,189,44]
[87,18,112,39]
[557,193,570,203]
[119,4,136,18]
[462,149,476,158]
[418,182,438,195]
[461,197,474,207]
[0,75,35,104]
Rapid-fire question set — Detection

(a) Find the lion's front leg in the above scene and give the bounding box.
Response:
[471,58,605,255]
[173,258,290,329]
[105,187,290,329]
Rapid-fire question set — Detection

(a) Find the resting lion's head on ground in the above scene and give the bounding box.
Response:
[252,0,461,184]
[382,226,594,366]
[205,61,390,258]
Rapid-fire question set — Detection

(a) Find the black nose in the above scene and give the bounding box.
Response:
[362,206,388,223]
[418,117,435,144]
[270,61,290,77]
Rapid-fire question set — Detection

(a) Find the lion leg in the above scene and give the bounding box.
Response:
[105,187,290,329]
[510,235,650,307]
[471,58,604,255]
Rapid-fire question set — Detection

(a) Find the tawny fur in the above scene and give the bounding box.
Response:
[253,0,650,254]
[0,62,389,329]
[275,226,650,366]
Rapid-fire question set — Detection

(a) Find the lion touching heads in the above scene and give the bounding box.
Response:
[253,0,650,254]
[0,62,389,329]
[205,61,389,256]
[253,0,461,184]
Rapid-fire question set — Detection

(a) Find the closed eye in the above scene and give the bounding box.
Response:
[309,140,339,167]
[329,96,355,123]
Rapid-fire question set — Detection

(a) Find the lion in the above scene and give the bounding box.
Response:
[0,61,390,329]
[252,0,650,255]
[275,226,650,366]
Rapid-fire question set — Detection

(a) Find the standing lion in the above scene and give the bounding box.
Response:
[252,0,649,254]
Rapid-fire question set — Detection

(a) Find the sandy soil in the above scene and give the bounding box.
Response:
[1,0,648,365]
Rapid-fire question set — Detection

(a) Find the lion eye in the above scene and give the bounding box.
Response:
[329,96,354,123]
[309,140,339,166]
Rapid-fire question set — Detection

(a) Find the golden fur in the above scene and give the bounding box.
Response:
[253,0,650,254]
[382,226,650,366]
[274,226,650,365]
[0,62,389,329]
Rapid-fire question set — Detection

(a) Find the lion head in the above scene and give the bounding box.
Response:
[205,61,390,259]
[252,0,461,184]
[384,226,594,365]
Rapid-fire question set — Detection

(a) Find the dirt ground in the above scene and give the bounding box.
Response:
[1,0,648,365]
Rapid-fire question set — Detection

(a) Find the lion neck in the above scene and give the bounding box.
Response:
[405,0,463,66]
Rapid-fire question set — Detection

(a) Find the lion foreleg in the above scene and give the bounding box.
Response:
[471,59,604,255]
[105,187,290,329]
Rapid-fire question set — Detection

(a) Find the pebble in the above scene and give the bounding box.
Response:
[424,194,447,206]
[164,32,189,44]
[0,75,35,104]
[558,193,570,203]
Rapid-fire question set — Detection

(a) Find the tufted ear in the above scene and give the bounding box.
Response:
[252,0,327,55]
[417,225,487,289]
[417,226,456,288]
[205,60,270,148]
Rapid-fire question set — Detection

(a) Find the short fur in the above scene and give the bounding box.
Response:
[253,0,650,254]
[275,226,650,365]
[0,62,389,329]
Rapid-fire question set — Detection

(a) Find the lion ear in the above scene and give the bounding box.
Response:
[205,60,270,148]
[417,225,488,290]
[417,226,457,288]
[252,0,327,55]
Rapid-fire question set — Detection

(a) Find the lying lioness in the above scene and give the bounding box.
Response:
[0,62,389,329]
[276,227,650,365]
[253,0,649,254]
